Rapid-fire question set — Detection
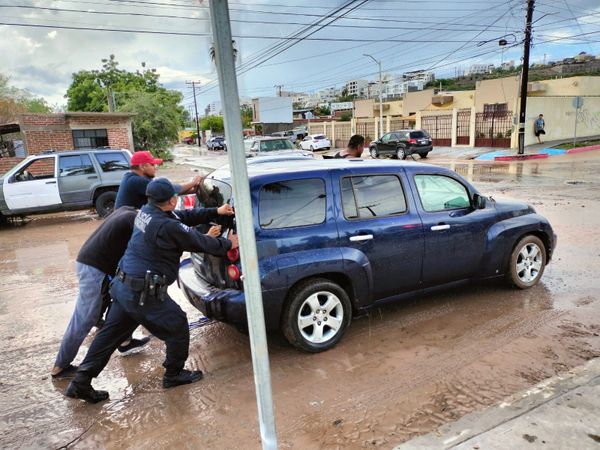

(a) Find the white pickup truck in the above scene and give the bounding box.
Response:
[0,148,131,222]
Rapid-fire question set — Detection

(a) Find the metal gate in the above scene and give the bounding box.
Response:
[421,114,452,146]
[456,109,471,145]
[474,110,513,148]
[356,121,376,141]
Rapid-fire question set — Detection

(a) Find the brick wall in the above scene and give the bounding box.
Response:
[107,128,131,149]
[0,157,24,174]
[24,130,74,154]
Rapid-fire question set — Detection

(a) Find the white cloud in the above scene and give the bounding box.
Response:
[47,30,57,40]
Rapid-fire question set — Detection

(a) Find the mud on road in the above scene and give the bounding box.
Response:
[1,154,599,449]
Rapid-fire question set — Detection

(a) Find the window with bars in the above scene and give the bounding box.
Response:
[72,129,109,149]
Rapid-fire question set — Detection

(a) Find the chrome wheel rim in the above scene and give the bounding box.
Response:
[370,148,377,158]
[297,291,344,344]
[516,243,543,283]
[397,148,405,159]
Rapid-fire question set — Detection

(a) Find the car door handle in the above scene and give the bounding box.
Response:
[87,175,98,179]
[45,181,57,184]
[431,224,450,231]
[350,234,373,242]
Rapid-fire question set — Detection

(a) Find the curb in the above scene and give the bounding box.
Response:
[566,144,600,154]
[494,153,549,161]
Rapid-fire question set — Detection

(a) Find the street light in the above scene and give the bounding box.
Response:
[364,53,383,138]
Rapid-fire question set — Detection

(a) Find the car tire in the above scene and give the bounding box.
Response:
[282,278,352,352]
[370,148,378,159]
[507,235,547,289]
[95,191,117,218]
[419,152,429,158]
[396,146,406,160]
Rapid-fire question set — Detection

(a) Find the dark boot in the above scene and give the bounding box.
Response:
[65,380,109,403]
[163,369,203,389]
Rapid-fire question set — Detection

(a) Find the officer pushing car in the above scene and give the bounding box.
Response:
[65,178,238,403]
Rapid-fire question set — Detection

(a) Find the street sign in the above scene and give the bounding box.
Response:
[572,96,584,109]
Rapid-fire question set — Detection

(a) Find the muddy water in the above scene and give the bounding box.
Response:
[1,153,599,449]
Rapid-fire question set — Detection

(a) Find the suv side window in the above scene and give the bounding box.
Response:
[13,157,56,182]
[94,152,130,172]
[414,175,471,212]
[341,175,407,219]
[259,179,326,229]
[59,155,95,177]
[380,133,393,143]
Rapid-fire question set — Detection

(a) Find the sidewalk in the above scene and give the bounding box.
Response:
[475,136,600,161]
[395,358,600,450]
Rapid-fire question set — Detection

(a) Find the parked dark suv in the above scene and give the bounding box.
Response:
[178,159,556,352]
[370,129,433,159]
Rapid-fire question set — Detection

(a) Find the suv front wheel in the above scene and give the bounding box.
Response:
[282,278,352,352]
[396,146,406,160]
[95,191,117,217]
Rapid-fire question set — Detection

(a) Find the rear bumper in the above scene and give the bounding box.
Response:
[408,145,433,154]
[178,260,285,330]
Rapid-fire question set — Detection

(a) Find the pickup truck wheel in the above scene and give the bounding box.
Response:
[508,235,546,289]
[282,278,351,352]
[95,191,117,218]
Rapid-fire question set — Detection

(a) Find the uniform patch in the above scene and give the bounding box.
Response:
[179,223,190,232]
[135,211,152,233]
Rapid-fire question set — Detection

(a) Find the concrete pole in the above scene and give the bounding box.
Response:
[364,54,384,138]
[451,108,458,147]
[208,1,278,449]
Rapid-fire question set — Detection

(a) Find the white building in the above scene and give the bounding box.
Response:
[280,91,311,107]
[383,77,424,99]
[500,60,515,71]
[207,101,222,116]
[402,70,434,84]
[345,79,368,97]
[316,87,338,103]
[467,64,495,75]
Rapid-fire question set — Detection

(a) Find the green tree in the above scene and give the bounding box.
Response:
[1,72,51,122]
[65,56,187,152]
[200,115,224,133]
[316,105,331,116]
[240,105,253,128]
[340,112,352,121]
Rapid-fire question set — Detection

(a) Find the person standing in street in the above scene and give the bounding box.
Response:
[534,114,546,144]
[65,178,238,403]
[51,206,149,380]
[334,134,365,158]
[115,151,201,209]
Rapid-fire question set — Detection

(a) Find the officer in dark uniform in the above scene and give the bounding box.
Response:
[65,177,237,403]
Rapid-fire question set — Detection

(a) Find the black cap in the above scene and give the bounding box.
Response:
[146,178,182,202]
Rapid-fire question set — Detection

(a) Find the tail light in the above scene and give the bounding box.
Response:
[408,138,417,144]
[227,264,241,281]
[183,194,196,209]
[227,248,239,262]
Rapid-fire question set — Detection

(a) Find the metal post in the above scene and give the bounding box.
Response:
[187,81,202,147]
[517,0,535,155]
[208,1,278,449]
[364,54,383,138]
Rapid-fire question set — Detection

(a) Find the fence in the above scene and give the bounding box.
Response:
[456,109,471,145]
[474,110,513,148]
[421,114,452,146]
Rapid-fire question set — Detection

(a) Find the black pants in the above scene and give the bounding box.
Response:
[74,278,190,383]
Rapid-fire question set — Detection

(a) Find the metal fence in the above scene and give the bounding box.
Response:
[389,117,415,131]
[421,114,452,146]
[456,109,471,145]
[356,120,376,141]
[474,110,513,148]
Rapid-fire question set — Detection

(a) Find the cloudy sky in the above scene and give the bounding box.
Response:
[2,0,599,113]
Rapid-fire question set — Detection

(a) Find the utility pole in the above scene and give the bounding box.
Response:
[107,87,115,112]
[274,84,283,96]
[209,1,278,449]
[364,54,383,137]
[186,81,202,147]
[517,0,535,155]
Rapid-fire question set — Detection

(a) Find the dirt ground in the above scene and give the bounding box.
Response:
[1,152,599,449]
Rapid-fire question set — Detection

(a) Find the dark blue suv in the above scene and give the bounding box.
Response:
[178,159,556,352]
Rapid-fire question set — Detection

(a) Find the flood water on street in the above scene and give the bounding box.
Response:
[1,153,599,449]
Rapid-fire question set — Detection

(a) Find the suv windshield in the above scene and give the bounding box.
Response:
[259,139,294,152]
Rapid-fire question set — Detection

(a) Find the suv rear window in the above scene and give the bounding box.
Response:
[409,131,428,139]
[259,179,326,229]
[259,139,295,152]
[341,175,407,219]
[94,152,129,172]
[59,155,95,176]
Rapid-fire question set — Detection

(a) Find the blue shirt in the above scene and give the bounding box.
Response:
[115,172,152,209]
[534,118,545,131]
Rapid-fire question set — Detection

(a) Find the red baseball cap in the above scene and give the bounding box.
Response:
[131,151,163,166]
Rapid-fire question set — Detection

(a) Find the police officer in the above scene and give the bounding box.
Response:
[65,178,238,403]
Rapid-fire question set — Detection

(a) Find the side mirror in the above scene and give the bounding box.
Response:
[473,193,486,209]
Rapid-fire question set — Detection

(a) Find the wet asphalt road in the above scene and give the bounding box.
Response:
[0,151,599,449]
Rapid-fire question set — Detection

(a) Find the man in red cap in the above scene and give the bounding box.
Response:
[115,151,201,210]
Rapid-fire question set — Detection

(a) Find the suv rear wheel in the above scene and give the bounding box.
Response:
[282,278,351,352]
[396,146,406,160]
[95,191,117,218]
[370,148,378,159]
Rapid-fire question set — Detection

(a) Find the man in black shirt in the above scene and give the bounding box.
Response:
[115,151,201,209]
[334,134,365,158]
[51,207,149,379]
